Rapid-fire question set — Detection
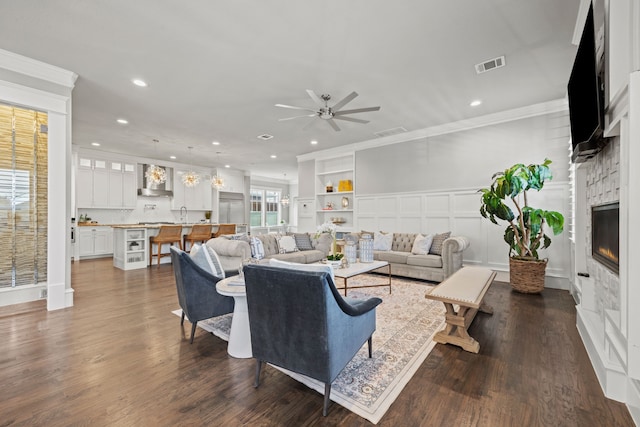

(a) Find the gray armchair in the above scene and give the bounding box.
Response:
[170,247,235,343]
[242,264,382,416]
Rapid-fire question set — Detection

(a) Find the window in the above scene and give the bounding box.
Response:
[250,188,282,227]
[0,104,48,288]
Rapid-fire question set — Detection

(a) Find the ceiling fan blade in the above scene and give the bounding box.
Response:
[331,91,358,111]
[326,119,341,131]
[306,90,324,106]
[332,116,370,124]
[278,114,317,121]
[333,106,381,115]
[275,104,317,113]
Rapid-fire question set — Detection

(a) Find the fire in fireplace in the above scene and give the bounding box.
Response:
[591,202,619,273]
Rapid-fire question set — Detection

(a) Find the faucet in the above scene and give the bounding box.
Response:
[180,206,188,224]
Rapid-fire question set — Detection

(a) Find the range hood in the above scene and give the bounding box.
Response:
[137,164,174,197]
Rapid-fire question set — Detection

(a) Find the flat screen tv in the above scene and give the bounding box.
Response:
[567,2,607,163]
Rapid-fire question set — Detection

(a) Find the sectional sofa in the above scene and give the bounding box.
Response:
[205,232,333,273]
[207,231,468,283]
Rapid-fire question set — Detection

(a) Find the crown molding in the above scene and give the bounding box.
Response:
[298,98,568,162]
[0,49,78,88]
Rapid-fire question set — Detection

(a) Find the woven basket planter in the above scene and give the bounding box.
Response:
[509,257,547,294]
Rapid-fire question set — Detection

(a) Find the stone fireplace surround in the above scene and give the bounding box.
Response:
[583,138,620,317]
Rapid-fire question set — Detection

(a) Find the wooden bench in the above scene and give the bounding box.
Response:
[425,266,496,353]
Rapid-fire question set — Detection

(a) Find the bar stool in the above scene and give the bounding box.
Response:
[213,223,236,238]
[149,225,183,266]
[183,224,213,252]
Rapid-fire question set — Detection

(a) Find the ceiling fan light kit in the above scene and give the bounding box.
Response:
[276,90,380,131]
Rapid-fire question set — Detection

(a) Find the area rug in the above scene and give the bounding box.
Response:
[172,274,445,424]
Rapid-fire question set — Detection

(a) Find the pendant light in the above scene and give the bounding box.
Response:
[210,151,225,189]
[145,139,167,185]
[182,146,200,187]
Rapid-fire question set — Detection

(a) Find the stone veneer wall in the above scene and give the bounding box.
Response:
[584,138,620,316]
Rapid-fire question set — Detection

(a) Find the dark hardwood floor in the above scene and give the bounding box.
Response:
[0,258,634,426]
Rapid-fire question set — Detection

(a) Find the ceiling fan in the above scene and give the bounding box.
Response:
[275,90,380,131]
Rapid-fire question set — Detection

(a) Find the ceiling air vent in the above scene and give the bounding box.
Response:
[257,134,274,140]
[475,55,506,74]
[374,127,407,138]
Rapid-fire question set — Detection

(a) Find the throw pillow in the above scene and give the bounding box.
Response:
[277,235,298,254]
[269,258,335,281]
[205,246,226,278]
[190,244,224,278]
[250,236,265,260]
[373,231,393,251]
[293,233,314,251]
[411,233,434,255]
[429,231,451,255]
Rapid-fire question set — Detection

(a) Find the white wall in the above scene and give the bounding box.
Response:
[353,111,572,289]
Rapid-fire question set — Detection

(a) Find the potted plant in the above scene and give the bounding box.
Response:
[479,159,564,293]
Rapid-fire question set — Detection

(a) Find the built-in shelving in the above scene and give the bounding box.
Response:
[314,154,355,230]
[113,228,147,270]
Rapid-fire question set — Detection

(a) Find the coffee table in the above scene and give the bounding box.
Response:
[215,276,252,359]
[332,260,391,296]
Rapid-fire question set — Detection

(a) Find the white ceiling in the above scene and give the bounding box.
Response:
[0,0,580,180]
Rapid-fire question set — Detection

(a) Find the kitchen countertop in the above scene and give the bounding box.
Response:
[78,222,247,229]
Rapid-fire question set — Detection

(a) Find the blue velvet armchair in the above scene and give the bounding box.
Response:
[242,264,382,416]
[170,247,235,343]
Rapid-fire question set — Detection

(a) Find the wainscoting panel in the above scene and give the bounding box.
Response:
[398,216,422,233]
[399,195,422,213]
[425,217,452,235]
[453,192,481,212]
[453,217,484,265]
[425,194,450,214]
[376,197,398,214]
[356,197,376,213]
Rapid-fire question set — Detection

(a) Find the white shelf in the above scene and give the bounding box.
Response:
[317,209,353,213]
[316,168,353,176]
[317,191,353,196]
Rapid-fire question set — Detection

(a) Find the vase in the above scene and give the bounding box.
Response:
[332,236,338,256]
[359,234,374,263]
[344,241,357,264]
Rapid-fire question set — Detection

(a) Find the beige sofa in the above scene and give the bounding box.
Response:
[252,232,333,263]
[350,232,469,282]
[205,232,333,272]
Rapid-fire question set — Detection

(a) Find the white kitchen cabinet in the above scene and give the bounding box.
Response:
[78,226,113,257]
[108,161,137,208]
[77,157,108,208]
[76,156,136,209]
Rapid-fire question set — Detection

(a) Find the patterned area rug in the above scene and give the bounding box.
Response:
[173,274,445,424]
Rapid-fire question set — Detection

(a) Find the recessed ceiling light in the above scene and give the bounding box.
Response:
[258,134,274,140]
[470,100,482,107]
[224,164,230,168]
[270,154,277,159]
[170,155,176,160]
[117,118,128,124]
[310,140,318,145]
[212,141,220,145]
[132,79,148,87]
[91,142,100,146]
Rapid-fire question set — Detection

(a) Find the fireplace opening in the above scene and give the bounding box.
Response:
[591,202,619,274]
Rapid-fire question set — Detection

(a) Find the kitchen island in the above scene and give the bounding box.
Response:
[110,223,248,270]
